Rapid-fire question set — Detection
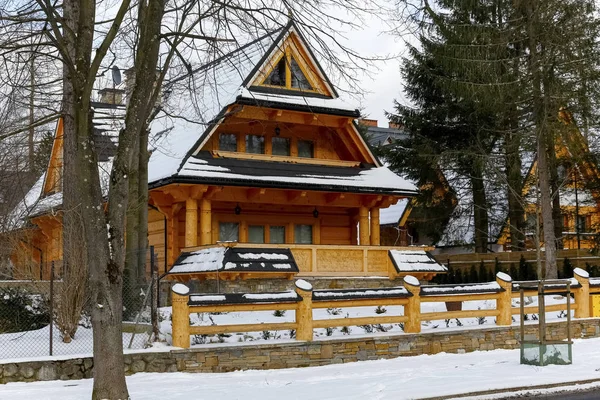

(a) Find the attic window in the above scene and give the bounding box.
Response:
[265,58,286,86]
[263,53,313,91]
[290,59,311,90]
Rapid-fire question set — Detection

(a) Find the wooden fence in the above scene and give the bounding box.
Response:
[171,269,598,348]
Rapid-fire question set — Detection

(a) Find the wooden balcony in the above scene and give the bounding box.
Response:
[171,243,443,281]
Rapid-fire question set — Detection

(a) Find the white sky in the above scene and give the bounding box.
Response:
[321,8,413,128]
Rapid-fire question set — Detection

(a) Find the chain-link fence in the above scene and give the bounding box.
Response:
[0,248,161,360]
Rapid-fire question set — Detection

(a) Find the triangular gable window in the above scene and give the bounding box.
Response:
[290,58,312,90]
[265,57,286,86]
[262,53,313,91]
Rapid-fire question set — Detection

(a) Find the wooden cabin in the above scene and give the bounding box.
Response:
[498,110,600,251]
[11,21,447,284]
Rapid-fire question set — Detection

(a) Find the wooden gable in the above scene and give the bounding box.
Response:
[248,29,334,97]
[42,117,64,195]
[190,22,379,166]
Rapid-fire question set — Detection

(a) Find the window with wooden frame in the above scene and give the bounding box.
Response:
[294,224,313,244]
[297,140,314,158]
[248,225,265,243]
[219,222,239,242]
[272,137,290,156]
[219,133,237,152]
[246,135,265,154]
[269,226,286,244]
[262,51,313,91]
[577,215,587,233]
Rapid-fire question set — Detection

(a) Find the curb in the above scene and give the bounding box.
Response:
[417,378,600,399]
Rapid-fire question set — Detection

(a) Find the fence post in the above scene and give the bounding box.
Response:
[295,279,313,341]
[573,268,590,318]
[150,248,159,341]
[171,284,190,348]
[49,261,54,356]
[403,275,421,333]
[496,272,512,326]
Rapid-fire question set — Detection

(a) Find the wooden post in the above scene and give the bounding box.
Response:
[370,208,380,246]
[185,198,198,248]
[350,217,358,245]
[295,279,314,341]
[496,272,512,326]
[403,275,421,333]
[200,198,212,245]
[171,283,190,348]
[573,267,590,318]
[359,206,369,246]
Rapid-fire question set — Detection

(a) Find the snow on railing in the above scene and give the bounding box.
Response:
[170,270,595,348]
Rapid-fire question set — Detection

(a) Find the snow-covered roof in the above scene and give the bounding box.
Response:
[389,250,447,273]
[159,152,416,196]
[380,198,410,226]
[8,103,124,228]
[169,246,299,275]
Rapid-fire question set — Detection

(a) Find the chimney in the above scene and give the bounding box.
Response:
[98,88,124,105]
[360,118,378,127]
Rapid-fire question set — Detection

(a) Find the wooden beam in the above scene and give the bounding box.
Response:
[363,195,383,208]
[325,192,345,204]
[370,208,380,246]
[211,150,360,167]
[236,106,346,128]
[163,186,190,202]
[287,190,308,202]
[185,198,198,247]
[200,198,212,246]
[304,114,318,125]
[190,185,208,199]
[205,186,223,200]
[358,206,369,245]
[247,188,267,201]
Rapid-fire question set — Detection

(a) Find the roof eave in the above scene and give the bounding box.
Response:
[148,175,417,197]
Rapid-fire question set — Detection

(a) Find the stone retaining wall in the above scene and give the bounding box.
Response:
[2,318,599,384]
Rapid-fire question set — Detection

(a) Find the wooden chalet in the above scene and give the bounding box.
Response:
[11,21,447,283]
[498,110,600,251]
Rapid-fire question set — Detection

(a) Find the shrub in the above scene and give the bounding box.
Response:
[0,287,49,333]
[374,305,387,314]
[273,309,286,317]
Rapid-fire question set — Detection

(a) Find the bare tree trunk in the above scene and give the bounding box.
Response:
[137,131,149,280]
[524,0,558,278]
[61,0,131,396]
[505,128,526,251]
[548,136,563,250]
[471,161,489,253]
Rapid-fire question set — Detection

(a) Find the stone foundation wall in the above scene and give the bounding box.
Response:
[3,318,599,384]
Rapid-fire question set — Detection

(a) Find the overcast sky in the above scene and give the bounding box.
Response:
[326,10,413,128]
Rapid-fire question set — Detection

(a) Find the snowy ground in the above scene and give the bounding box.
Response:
[0,294,572,359]
[0,325,151,360]
[2,336,600,400]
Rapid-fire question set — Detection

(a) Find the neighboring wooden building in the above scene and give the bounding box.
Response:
[11,21,447,284]
[498,110,600,251]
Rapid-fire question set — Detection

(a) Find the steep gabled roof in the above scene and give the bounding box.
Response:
[148,20,384,187]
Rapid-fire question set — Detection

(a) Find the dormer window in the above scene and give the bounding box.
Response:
[263,53,313,91]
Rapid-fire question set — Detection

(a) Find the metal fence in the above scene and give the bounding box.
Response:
[0,248,160,360]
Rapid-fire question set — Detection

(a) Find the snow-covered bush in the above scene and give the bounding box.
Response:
[0,287,49,333]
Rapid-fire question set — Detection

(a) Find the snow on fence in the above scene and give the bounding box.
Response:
[171,270,595,348]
